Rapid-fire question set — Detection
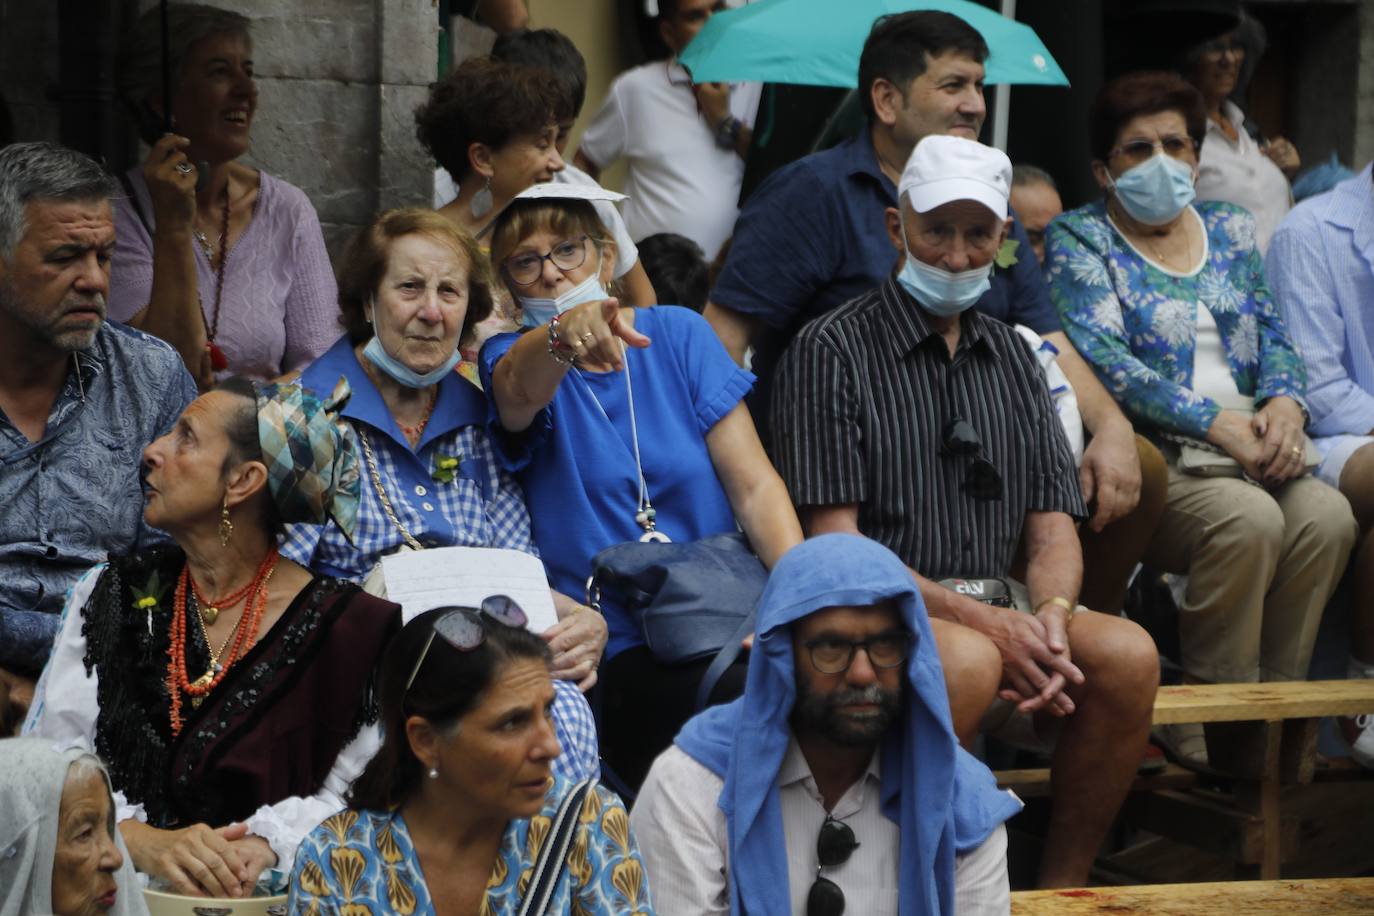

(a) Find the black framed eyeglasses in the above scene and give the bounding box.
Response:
[807,817,860,916]
[942,417,1003,502]
[802,633,913,675]
[404,595,528,695]
[503,235,589,286]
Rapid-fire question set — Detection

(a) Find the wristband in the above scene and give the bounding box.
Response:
[1033,596,1076,616]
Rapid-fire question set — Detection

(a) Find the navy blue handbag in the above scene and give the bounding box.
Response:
[587,532,766,710]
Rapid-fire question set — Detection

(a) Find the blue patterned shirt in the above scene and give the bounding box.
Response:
[0,322,195,616]
[1045,200,1307,439]
[281,337,538,579]
[288,778,655,915]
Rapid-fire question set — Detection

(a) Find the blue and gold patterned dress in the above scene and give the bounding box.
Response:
[287,776,654,915]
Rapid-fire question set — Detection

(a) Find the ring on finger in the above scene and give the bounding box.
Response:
[579,332,595,342]
[175,162,194,175]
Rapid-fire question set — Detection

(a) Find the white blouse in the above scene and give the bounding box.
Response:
[1195,101,1293,256]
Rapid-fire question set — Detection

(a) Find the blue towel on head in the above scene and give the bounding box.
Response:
[675,533,1022,916]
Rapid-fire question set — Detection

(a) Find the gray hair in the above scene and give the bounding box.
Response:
[117,3,252,144]
[64,754,109,788]
[1011,164,1057,191]
[0,142,116,261]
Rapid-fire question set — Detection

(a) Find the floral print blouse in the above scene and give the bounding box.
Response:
[287,777,654,915]
[1045,199,1307,439]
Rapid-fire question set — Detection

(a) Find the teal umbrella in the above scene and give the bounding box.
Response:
[678,0,1069,88]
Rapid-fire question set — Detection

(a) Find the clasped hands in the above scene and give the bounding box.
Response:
[1208,396,1308,488]
[123,820,275,898]
[988,600,1085,718]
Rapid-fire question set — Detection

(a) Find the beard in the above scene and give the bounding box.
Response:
[792,680,902,748]
[0,274,105,353]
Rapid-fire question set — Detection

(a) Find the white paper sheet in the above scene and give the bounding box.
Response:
[379,547,558,633]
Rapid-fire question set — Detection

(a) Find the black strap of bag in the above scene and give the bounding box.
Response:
[516,777,595,916]
[694,609,756,713]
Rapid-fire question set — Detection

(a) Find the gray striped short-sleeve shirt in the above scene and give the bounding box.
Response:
[771,276,1086,579]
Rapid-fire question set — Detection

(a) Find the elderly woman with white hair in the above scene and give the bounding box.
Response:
[0,739,149,916]
[108,3,337,387]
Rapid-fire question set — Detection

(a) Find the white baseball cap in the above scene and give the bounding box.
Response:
[898,135,1012,220]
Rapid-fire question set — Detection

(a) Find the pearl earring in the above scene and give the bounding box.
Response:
[428,767,439,779]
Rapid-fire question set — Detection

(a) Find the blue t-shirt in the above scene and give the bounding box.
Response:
[712,129,1060,428]
[480,306,754,659]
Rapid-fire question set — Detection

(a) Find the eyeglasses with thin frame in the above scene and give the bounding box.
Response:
[1107,135,1198,165]
[504,235,590,287]
[806,817,860,916]
[1199,36,1245,60]
[404,595,528,696]
[942,417,1003,502]
[802,633,913,675]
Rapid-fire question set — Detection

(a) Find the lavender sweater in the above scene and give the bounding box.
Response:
[109,169,339,379]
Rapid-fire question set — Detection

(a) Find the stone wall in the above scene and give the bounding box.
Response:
[0,0,438,263]
[188,0,439,259]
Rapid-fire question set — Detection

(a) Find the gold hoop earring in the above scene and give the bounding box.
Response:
[219,497,233,547]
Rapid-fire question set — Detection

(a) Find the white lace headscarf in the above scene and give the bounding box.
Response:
[0,739,149,916]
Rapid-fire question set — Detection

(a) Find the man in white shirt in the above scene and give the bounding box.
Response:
[631,534,1019,915]
[574,0,760,259]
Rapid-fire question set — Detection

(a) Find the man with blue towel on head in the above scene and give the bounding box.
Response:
[630,534,1020,915]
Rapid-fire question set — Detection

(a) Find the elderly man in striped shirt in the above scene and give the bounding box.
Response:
[772,135,1160,888]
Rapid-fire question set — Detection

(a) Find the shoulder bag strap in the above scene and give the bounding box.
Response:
[694,608,756,713]
[516,777,595,916]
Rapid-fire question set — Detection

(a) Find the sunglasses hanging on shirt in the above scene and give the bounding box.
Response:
[807,816,860,916]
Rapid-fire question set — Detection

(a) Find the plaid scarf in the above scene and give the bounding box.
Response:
[256,377,361,539]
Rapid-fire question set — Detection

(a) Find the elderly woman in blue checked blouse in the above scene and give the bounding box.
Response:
[280,208,603,782]
[1045,71,1356,760]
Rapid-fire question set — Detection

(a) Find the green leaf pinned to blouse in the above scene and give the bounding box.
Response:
[431,452,463,485]
[131,570,169,613]
[995,238,1020,270]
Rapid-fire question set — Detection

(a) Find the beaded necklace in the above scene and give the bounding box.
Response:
[166,546,279,735]
[196,182,232,372]
[396,386,438,445]
[187,547,275,625]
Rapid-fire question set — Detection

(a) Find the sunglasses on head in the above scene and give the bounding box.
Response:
[942,417,1003,502]
[404,595,528,696]
[807,817,860,916]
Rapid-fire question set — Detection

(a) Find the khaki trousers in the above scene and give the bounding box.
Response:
[1145,466,1357,684]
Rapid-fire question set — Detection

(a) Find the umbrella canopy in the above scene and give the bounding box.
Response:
[679,0,1069,89]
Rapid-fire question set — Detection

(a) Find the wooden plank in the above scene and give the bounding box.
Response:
[1279,718,1319,785]
[1120,789,1271,863]
[1012,878,1374,915]
[1151,680,1374,725]
[996,764,1198,799]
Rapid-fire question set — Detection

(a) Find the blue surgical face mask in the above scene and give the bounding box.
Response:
[518,256,608,328]
[1108,153,1196,226]
[362,334,459,389]
[894,218,994,317]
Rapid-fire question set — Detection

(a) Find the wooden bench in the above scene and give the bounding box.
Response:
[995,680,1374,879]
[1010,877,1374,914]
